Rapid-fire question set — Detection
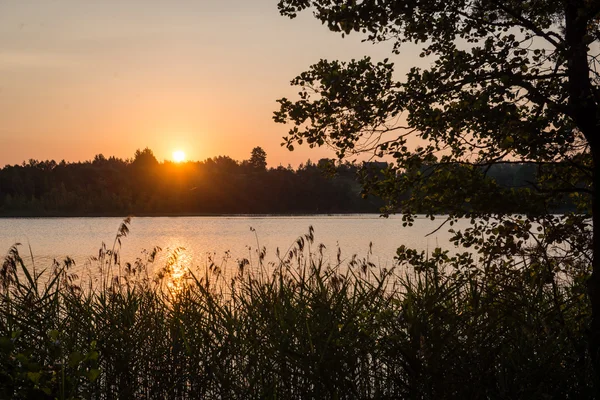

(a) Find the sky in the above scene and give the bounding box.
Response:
[0,0,422,167]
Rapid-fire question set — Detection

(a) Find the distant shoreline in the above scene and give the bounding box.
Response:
[0,212,576,218]
[0,211,388,219]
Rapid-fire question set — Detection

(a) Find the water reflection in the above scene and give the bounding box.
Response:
[0,215,470,288]
[155,241,233,294]
[156,246,190,292]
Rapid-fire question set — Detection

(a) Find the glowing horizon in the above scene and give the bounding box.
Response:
[0,1,421,168]
[173,150,185,163]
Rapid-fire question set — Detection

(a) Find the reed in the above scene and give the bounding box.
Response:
[0,221,593,399]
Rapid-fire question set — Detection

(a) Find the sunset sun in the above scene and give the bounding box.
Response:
[173,150,186,163]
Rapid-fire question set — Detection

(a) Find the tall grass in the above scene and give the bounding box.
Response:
[0,220,593,399]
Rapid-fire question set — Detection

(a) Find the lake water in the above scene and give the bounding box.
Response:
[0,215,470,281]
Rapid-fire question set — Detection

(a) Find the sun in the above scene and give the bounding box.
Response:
[172,150,185,163]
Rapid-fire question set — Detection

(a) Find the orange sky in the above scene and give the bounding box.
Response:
[0,0,423,167]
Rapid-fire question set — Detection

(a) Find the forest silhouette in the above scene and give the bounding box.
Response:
[0,147,562,216]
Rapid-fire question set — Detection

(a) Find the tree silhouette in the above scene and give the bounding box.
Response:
[0,149,392,215]
[275,0,599,379]
[248,147,267,171]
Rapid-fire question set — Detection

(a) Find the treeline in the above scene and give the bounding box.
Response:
[0,147,552,216]
[0,148,383,216]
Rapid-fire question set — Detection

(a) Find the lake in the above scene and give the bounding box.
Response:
[0,215,470,282]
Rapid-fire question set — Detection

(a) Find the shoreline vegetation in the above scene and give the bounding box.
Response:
[0,220,593,398]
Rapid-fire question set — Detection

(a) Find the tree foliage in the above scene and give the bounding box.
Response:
[248,146,268,171]
[132,148,159,168]
[275,0,595,210]
[274,0,600,385]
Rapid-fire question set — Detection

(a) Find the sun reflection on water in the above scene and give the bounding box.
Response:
[159,246,192,293]
[155,244,233,294]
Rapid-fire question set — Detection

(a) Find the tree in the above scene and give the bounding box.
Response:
[248,146,268,171]
[274,0,599,380]
[93,154,107,165]
[132,148,159,167]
